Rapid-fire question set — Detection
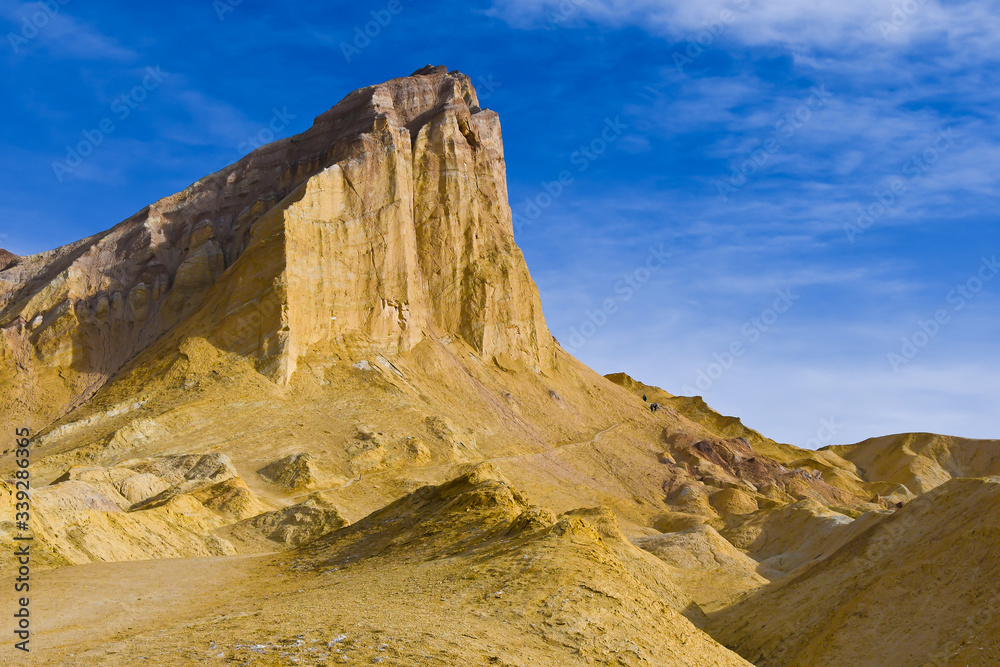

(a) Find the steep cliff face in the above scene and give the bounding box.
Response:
[0,66,554,429]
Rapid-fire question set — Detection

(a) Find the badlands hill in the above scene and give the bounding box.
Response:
[1,67,998,665]
[712,476,1000,666]
[824,432,1000,496]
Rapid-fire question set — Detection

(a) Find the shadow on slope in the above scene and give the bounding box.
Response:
[288,463,755,666]
[709,476,1000,667]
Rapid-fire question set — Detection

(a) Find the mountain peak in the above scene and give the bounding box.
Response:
[410,64,450,76]
[0,69,552,431]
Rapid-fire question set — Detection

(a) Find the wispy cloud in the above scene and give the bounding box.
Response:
[1,0,995,445]
[1,0,136,60]
[490,0,1000,56]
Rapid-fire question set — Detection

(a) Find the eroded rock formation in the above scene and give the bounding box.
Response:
[0,65,553,431]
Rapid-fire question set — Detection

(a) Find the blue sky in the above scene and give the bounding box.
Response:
[2,0,998,446]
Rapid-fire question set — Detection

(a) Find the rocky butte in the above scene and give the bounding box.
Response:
[0,67,998,666]
[0,64,552,432]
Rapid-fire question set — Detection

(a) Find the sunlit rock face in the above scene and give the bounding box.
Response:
[0,65,554,430]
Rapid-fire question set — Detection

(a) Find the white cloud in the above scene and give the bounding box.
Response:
[501,0,1000,445]
[160,88,262,148]
[490,0,1000,55]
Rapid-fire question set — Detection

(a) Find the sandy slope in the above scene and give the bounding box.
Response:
[2,466,752,666]
[710,476,1000,666]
